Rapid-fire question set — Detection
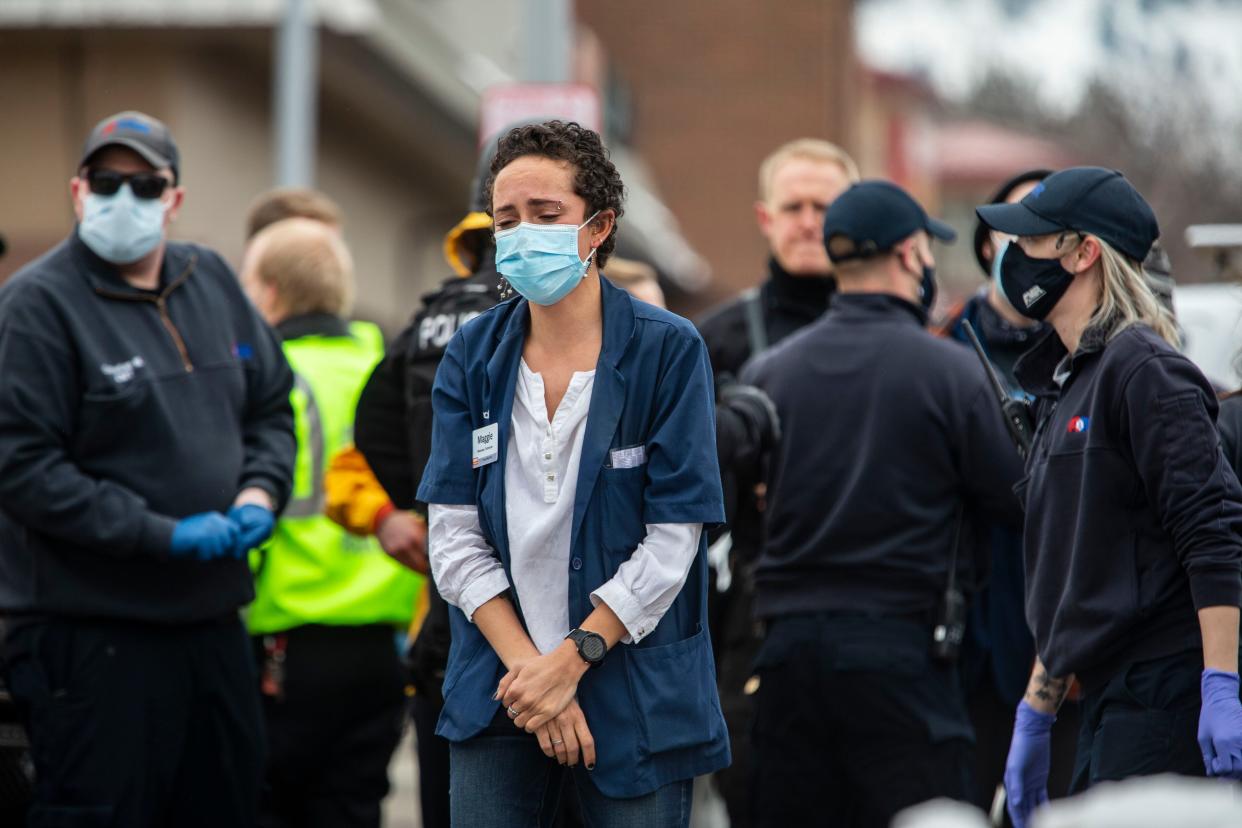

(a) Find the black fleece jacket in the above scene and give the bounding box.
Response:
[0,232,295,623]
[1014,324,1242,688]
[741,293,1025,619]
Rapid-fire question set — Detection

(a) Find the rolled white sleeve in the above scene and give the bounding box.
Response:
[428,503,510,621]
[590,522,702,643]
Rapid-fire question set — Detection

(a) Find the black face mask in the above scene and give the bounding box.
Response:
[998,242,1075,321]
[919,265,937,317]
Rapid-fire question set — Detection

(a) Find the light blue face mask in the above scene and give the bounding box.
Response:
[79,183,167,265]
[493,211,600,306]
[990,238,1009,283]
[991,238,1024,315]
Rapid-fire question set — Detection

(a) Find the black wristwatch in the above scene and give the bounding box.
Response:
[565,628,607,667]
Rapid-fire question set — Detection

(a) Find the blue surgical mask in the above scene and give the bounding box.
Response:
[990,238,1009,282]
[494,211,600,306]
[78,183,167,265]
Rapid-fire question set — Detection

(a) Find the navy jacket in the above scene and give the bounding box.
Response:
[0,233,295,623]
[417,276,729,797]
[741,293,1024,619]
[1217,394,1242,479]
[1014,324,1242,688]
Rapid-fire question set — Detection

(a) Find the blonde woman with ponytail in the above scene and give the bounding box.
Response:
[976,167,1242,828]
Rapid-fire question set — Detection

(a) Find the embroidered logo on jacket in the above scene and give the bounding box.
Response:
[1067,416,1090,434]
[100,356,145,384]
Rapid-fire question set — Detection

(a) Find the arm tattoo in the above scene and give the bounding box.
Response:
[1025,668,1070,709]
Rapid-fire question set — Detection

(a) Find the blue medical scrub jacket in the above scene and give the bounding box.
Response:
[418,276,730,798]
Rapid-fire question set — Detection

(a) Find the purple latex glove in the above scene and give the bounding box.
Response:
[1004,700,1055,828]
[1199,669,1242,779]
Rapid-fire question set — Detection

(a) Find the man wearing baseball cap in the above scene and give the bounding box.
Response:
[0,111,295,824]
[737,180,1025,826]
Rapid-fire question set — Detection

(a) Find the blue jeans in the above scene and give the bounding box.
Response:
[449,715,692,827]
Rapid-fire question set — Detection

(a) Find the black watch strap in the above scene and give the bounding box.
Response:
[566,628,606,667]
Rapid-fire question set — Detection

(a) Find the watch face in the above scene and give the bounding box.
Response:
[581,634,606,663]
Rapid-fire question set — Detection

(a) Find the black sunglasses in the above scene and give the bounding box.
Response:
[86,169,171,200]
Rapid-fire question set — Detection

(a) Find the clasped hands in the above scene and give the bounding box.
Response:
[496,641,596,769]
[170,488,275,561]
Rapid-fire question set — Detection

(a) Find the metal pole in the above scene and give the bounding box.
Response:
[274,0,318,186]
[523,0,571,83]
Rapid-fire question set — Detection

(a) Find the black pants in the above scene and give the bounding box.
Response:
[712,569,763,828]
[254,624,406,828]
[752,614,975,828]
[3,615,264,827]
[1071,649,1206,790]
[410,693,451,828]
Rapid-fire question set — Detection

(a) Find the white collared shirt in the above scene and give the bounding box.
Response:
[428,359,702,653]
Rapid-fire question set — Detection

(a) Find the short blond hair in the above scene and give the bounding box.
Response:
[250,218,355,317]
[759,138,860,202]
[246,188,343,239]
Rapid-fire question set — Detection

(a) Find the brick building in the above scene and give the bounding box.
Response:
[576,0,858,310]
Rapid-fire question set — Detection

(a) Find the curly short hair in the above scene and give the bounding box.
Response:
[485,121,626,268]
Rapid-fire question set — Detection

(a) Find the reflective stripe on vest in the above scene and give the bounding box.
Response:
[247,321,422,634]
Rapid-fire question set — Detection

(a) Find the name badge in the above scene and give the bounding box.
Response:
[472,423,499,468]
[609,445,646,469]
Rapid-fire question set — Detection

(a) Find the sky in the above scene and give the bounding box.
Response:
[857,0,1242,122]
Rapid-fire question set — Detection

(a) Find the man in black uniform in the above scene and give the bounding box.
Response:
[0,111,295,825]
[695,138,859,827]
[740,180,1025,828]
[352,142,504,828]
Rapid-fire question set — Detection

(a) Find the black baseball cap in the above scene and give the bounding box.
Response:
[823,180,956,263]
[79,111,180,183]
[972,168,1052,275]
[975,166,1158,262]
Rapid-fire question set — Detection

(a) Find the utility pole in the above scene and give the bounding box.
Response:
[274,0,318,186]
[523,0,571,83]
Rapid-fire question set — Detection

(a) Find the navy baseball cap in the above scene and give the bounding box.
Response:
[823,180,956,263]
[975,166,1158,262]
[79,111,180,183]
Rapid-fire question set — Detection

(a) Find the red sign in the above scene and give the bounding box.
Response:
[479,84,602,146]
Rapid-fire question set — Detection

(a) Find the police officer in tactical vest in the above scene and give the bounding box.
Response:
[352,138,506,828]
[695,138,860,827]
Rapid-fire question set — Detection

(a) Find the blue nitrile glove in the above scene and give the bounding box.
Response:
[171,512,241,562]
[1199,669,1242,779]
[1004,700,1055,828]
[227,504,275,559]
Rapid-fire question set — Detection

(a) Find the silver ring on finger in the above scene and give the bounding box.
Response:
[507,706,519,717]
[551,738,564,745]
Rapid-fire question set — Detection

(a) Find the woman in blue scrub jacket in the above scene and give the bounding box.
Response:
[416,121,729,827]
[975,167,1242,828]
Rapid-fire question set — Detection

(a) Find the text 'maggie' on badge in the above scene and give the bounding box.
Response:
[472,423,499,468]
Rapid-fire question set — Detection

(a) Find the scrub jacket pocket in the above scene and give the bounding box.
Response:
[626,625,721,754]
